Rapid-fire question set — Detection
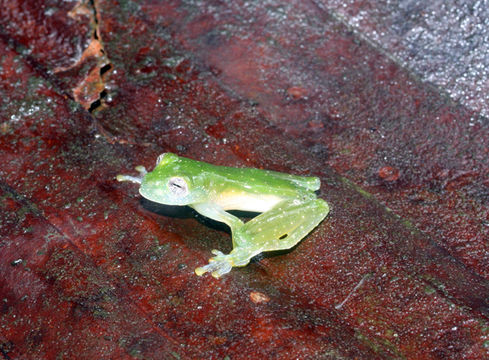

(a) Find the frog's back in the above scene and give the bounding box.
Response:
[174,154,320,191]
[255,168,320,191]
[205,161,320,192]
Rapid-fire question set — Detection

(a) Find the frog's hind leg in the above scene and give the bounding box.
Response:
[195,198,329,278]
[236,198,329,252]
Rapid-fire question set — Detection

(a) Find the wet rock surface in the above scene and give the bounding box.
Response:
[1,1,488,358]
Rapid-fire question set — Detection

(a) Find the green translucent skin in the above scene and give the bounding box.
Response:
[117,153,329,278]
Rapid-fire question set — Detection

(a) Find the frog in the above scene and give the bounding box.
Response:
[117,153,329,278]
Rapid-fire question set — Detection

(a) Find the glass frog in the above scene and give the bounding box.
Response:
[117,153,329,278]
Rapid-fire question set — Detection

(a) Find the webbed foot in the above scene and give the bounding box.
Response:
[195,249,252,278]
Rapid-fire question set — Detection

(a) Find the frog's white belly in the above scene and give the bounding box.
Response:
[216,191,284,212]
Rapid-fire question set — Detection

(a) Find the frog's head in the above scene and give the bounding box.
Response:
[139,153,204,206]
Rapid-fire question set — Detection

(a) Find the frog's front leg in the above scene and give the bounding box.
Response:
[116,166,148,184]
[195,198,329,278]
[190,202,244,239]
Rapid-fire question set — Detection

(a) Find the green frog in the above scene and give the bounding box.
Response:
[117,153,329,278]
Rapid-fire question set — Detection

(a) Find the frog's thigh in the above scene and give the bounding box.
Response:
[238,198,329,251]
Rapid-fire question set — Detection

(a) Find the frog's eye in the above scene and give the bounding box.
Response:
[168,177,188,196]
[155,154,166,166]
[156,153,179,167]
